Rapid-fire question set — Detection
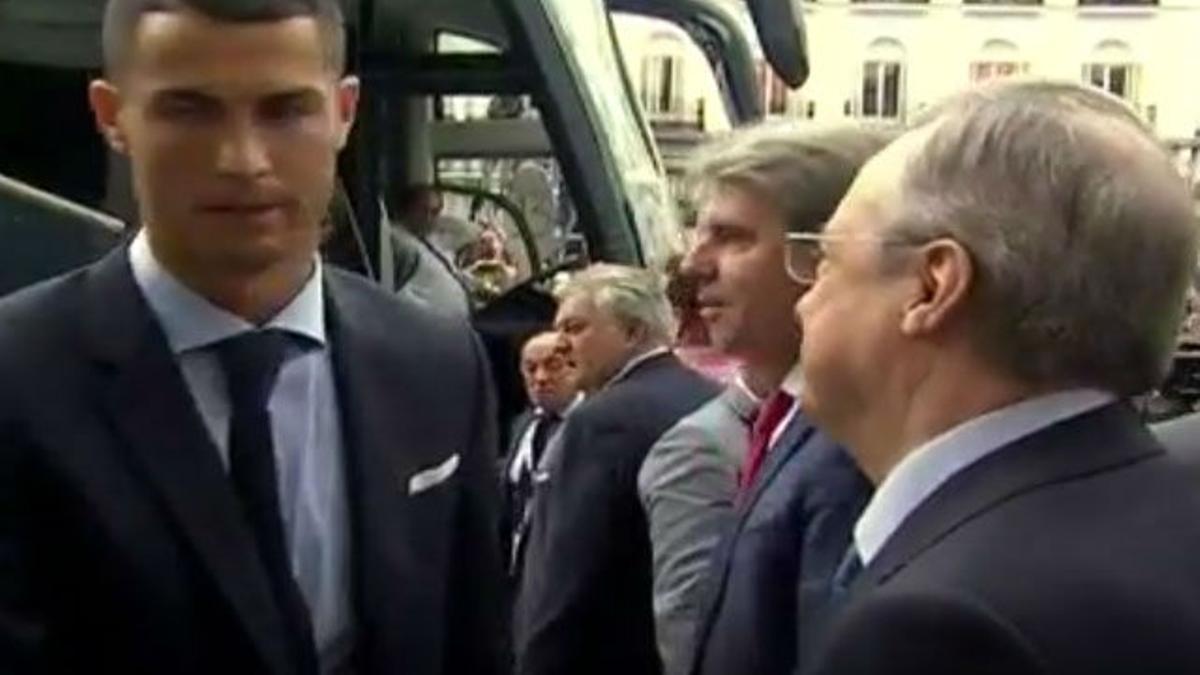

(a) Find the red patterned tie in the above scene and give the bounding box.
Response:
[739,390,795,494]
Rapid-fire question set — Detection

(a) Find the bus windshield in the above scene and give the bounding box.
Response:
[539,0,683,266]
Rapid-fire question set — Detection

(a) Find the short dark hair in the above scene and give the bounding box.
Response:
[102,0,347,75]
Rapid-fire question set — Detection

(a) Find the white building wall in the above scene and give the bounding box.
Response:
[616,0,1200,140]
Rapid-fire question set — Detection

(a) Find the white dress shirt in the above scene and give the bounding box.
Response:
[129,232,354,668]
[853,388,1116,565]
[768,361,806,451]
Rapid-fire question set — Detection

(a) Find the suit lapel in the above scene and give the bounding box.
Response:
[324,272,455,674]
[503,411,537,478]
[84,250,293,675]
[738,412,814,520]
[856,402,1160,591]
[692,410,815,672]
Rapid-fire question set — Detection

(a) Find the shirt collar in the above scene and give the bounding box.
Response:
[779,361,805,398]
[129,229,326,354]
[604,346,670,389]
[732,371,764,408]
[853,388,1116,566]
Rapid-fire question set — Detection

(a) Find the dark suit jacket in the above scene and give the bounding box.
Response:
[806,403,1200,675]
[515,352,719,675]
[0,249,504,675]
[690,411,870,675]
[499,409,566,581]
[499,409,538,571]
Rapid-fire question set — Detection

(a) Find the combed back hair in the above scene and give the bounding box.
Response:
[685,121,899,234]
[102,0,347,75]
[887,78,1198,395]
[556,264,675,347]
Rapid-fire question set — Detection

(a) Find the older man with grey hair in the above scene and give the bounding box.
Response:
[795,80,1200,675]
[514,264,720,675]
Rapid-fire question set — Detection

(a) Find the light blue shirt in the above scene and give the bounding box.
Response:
[853,388,1116,565]
[129,232,354,668]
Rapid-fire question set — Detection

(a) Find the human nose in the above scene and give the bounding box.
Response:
[215,117,271,178]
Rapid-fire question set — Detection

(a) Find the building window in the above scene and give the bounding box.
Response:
[970,61,1027,83]
[860,60,904,120]
[1078,0,1156,6]
[1083,63,1138,101]
[641,53,685,118]
[970,40,1027,84]
[758,62,792,116]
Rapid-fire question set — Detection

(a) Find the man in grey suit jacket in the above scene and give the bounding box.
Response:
[638,381,756,674]
[637,123,892,675]
[1153,410,1200,467]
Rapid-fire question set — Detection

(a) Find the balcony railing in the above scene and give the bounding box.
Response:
[1077,0,1156,5]
[963,0,1043,5]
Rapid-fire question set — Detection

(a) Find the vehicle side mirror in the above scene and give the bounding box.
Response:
[747,0,809,88]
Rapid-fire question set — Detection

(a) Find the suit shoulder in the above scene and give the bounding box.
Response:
[813,585,1045,675]
[639,398,740,498]
[0,266,90,358]
[1153,411,1200,467]
[325,265,477,356]
[590,357,717,412]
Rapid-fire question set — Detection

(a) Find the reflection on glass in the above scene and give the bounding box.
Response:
[540,0,682,265]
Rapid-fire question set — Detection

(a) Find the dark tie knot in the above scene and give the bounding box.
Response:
[215,329,293,410]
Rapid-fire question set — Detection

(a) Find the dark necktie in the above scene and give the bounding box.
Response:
[509,412,559,574]
[529,411,559,470]
[739,390,795,494]
[216,330,318,675]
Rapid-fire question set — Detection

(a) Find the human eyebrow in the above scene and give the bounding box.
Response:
[259,88,325,119]
[148,89,222,118]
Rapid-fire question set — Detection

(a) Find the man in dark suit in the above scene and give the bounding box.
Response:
[644,124,888,675]
[0,1,502,673]
[515,264,720,675]
[500,331,579,581]
[795,80,1200,674]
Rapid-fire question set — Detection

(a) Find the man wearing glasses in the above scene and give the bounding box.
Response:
[645,123,891,675]
[799,81,1200,674]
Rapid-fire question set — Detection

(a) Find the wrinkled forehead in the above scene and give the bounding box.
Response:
[121,10,334,92]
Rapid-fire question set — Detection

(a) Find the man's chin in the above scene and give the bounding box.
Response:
[211,242,309,276]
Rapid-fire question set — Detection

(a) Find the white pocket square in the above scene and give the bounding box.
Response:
[407,453,460,495]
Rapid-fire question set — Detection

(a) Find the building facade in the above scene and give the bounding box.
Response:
[615,0,1200,189]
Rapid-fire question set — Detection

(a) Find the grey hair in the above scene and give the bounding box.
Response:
[888,78,1198,395]
[685,121,899,234]
[556,264,675,346]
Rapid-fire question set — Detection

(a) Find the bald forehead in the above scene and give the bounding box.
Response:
[523,334,560,359]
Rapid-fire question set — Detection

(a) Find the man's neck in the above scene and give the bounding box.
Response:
[857,366,1047,484]
[148,236,315,325]
[739,349,798,399]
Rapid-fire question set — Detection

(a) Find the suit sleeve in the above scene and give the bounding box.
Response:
[638,420,738,675]
[443,333,506,675]
[515,411,627,674]
[804,588,1048,675]
[0,385,47,673]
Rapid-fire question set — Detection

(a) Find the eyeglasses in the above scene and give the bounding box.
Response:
[784,231,920,285]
